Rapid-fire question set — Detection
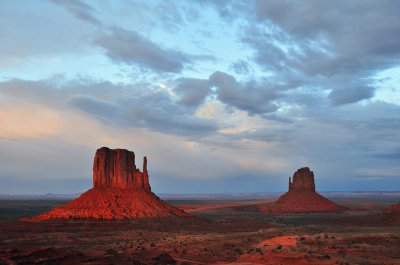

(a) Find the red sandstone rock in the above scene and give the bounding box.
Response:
[93,147,151,191]
[32,147,188,220]
[288,167,315,192]
[261,167,346,213]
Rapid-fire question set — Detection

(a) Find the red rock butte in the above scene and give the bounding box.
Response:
[32,147,188,220]
[261,167,346,213]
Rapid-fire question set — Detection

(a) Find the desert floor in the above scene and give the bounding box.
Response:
[0,193,399,265]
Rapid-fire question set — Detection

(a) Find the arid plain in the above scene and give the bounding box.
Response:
[1,192,399,265]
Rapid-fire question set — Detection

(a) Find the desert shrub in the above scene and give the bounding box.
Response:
[276,245,282,250]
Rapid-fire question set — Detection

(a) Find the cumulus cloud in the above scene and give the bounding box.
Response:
[95,27,190,73]
[171,71,280,116]
[236,0,400,105]
[173,78,210,107]
[210,71,278,115]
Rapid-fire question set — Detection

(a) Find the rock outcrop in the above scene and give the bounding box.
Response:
[261,167,346,213]
[32,147,188,220]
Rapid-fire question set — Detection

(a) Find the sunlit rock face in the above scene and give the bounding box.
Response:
[261,167,346,213]
[31,147,188,220]
[93,147,150,191]
[288,167,315,192]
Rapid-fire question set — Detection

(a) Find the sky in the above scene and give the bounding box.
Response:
[1,0,400,194]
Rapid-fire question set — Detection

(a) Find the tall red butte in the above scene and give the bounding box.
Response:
[260,167,346,213]
[32,147,188,220]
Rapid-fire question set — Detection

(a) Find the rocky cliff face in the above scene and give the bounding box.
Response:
[93,147,150,191]
[288,167,315,192]
[32,147,188,220]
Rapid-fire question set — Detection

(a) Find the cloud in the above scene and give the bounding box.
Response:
[69,95,121,122]
[50,0,101,25]
[210,71,278,115]
[373,149,400,161]
[357,167,400,177]
[328,86,375,105]
[231,60,251,75]
[0,78,217,137]
[173,78,210,107]
[0,105,63,138]
[122,90,217,136]
[235,0,400,105]
[95,27,190,73]
[1,1,400,193]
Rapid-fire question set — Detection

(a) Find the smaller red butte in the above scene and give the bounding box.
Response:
[32,147,188,220]
[261,167,346,213]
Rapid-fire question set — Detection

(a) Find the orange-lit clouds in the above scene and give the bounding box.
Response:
[0,104,62,138]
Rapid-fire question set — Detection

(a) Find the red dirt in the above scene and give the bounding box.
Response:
[238,235,337,265]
